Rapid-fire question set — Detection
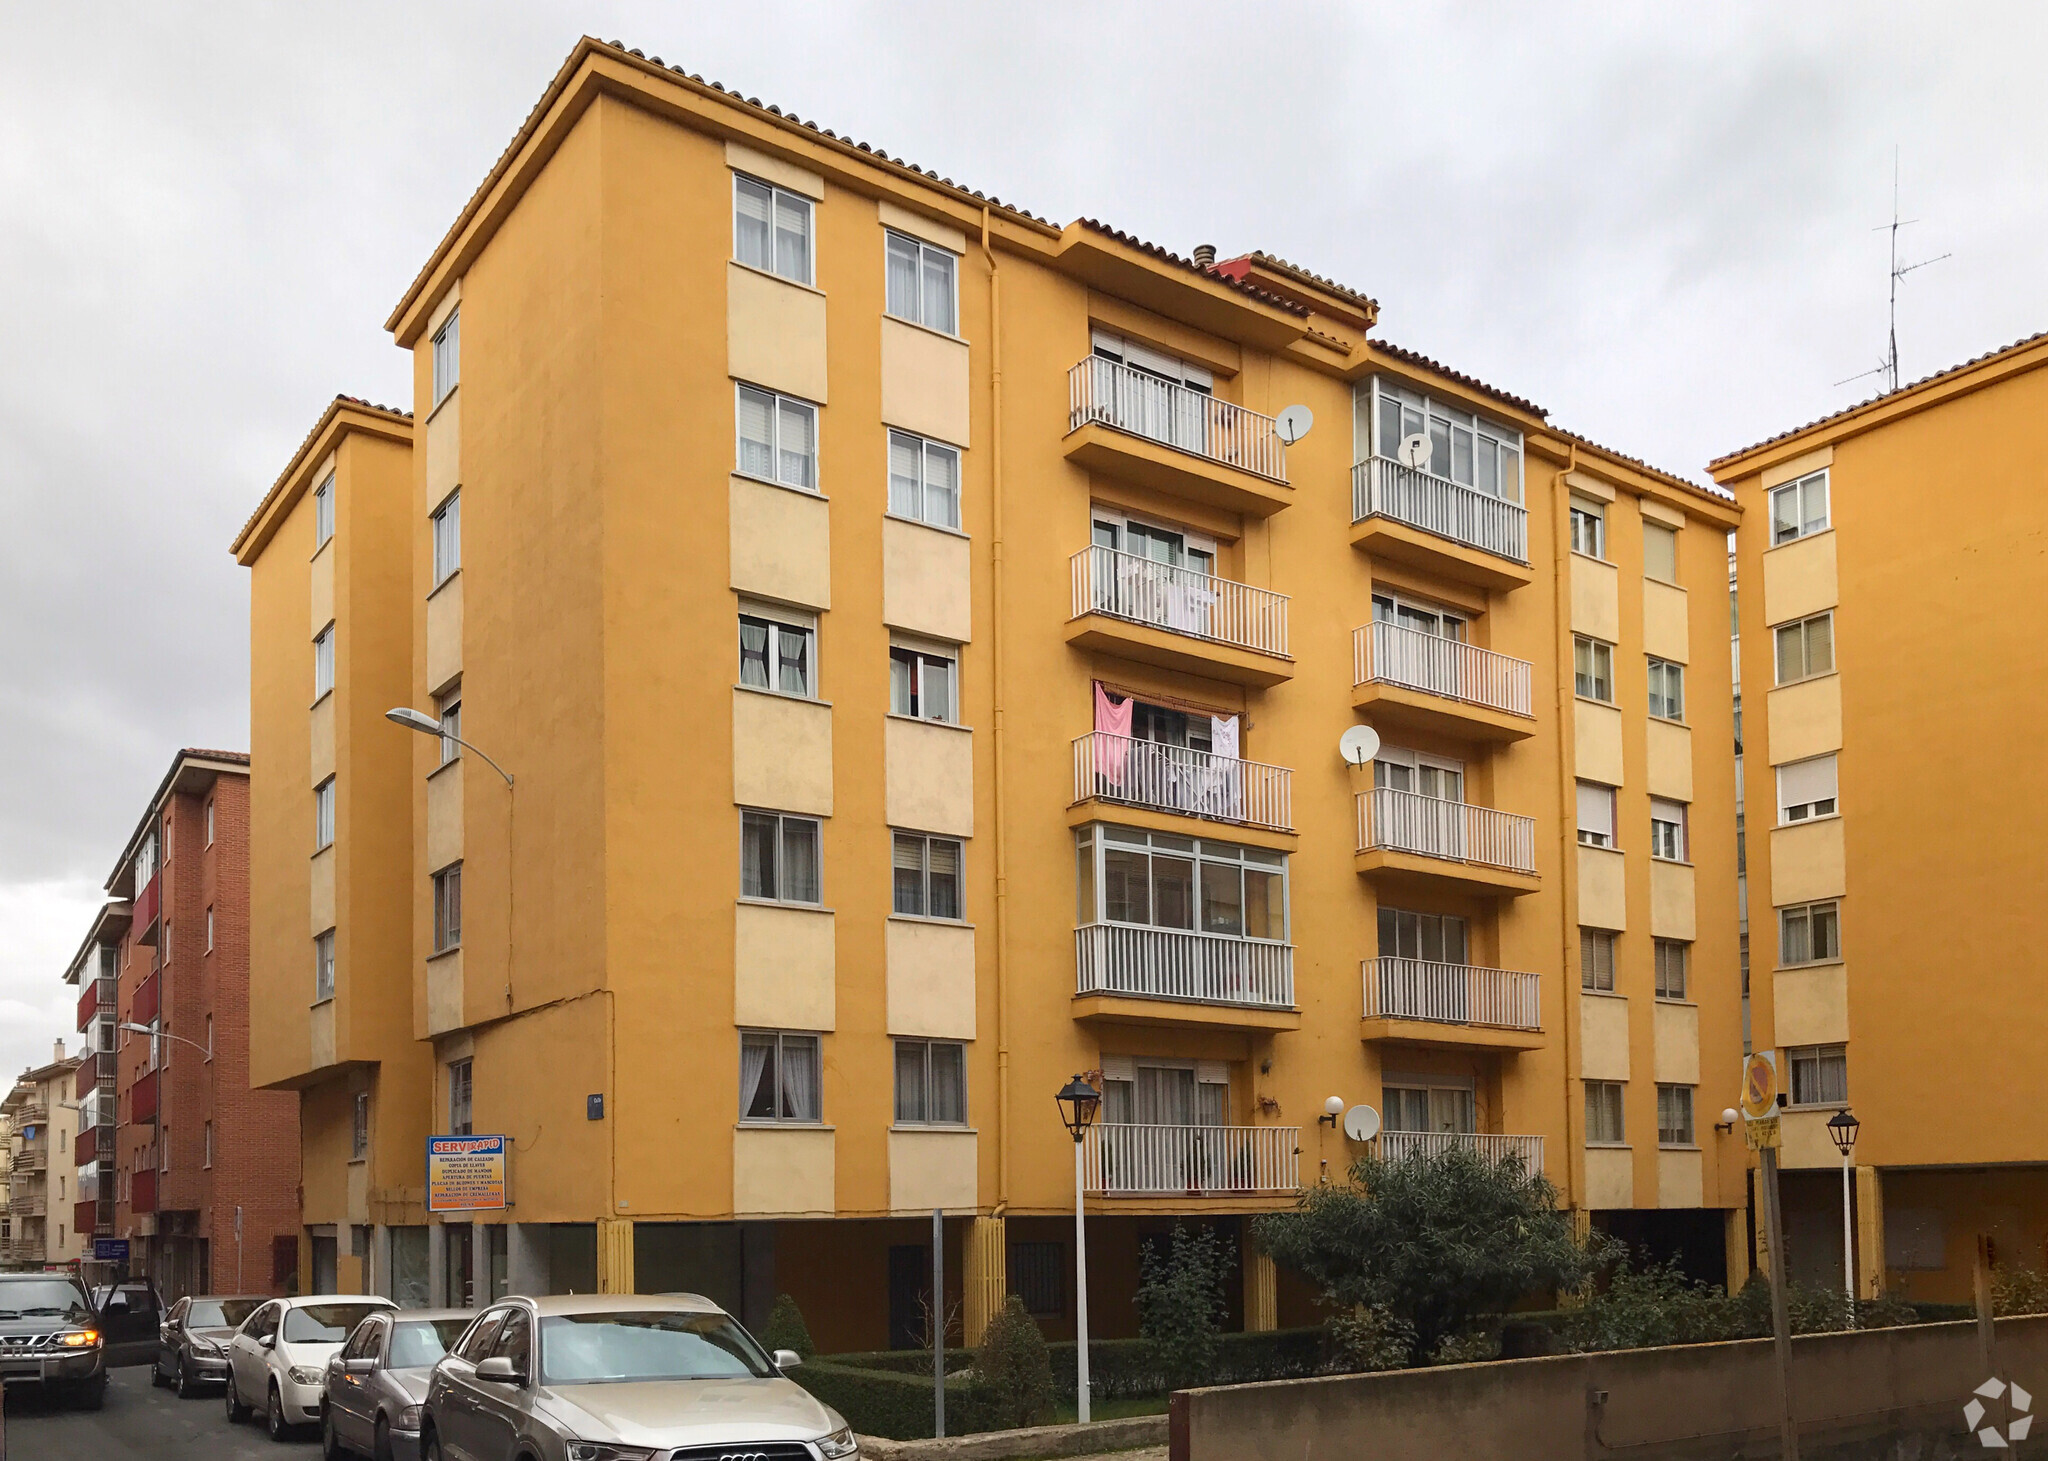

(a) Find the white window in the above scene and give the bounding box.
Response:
[885,230,958,335]
[1647,658,1685,721]
[352,1093,369,1160]
[433,864,462,952]
[889,641,956,722]
[432,308,459,407]
[1361,378,1524,501]
[1377,906,1468,964]
[1369,590,1468,641]
[1569,497,1605,558]
[1643,521,1678,583]
[448,1059,472,1136]
[1780,901,1841,965]
[314,474,335,549]
[738,608,816,697]
[1075,826,1288,942]
[741,810,821,905]
[1777,754,1838,824]
[893,1038,967,1125]
[1574,636,1613,702]
[1654,939,1689,1000]
[735,384,818,491]
[892,832,963,920]
[205,906,214,953]
[1372,745,1464,802]
[1580,927,1616,992]
[313,623,335,700]
[1576,782,1616,849]
[887,429,961,529]
[1774,612,1834,684]
[1657,1084,1695,1146]
[1381,1082,1476,1134]
[740,1031,821,1122]
[1585,1081,1626,1144]
[1771,469,1829,545]
[314,778,335,850]
[204,1121,213,1169]
[314,929,335,1002]
[1788,1043,1848,1106]
[733,174,812,285]
[204,799,214,846]
[1650,798,1688,862]
[437,695,462,767]
[432,491,461,586]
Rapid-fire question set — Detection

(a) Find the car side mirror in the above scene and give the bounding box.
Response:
[258,1335,276,1350]
[475,1356,524,1385]
[773,1349,803,1370]
[345,1357,376,1375]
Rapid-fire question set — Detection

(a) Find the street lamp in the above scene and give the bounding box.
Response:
[385,707,514,786]
[117,1022,211,1060]
[1056,1075,1101,1424]
[1827,1108,1861,1311]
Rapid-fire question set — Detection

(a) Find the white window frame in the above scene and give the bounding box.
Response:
[1369,588,1468,641]
[889,639,957,723]
[1777,754,1839,825]
[313,623,335,701]
[892,831,964,921]
[314,778,335,851]
[1093,330,1213,393]
[432,863,462,953]
[1788,1043,1848,1108]
[1657,1084,1696,1146]
[887,428,962,530]
[1650,798,1688,862]
[1647,657,1685,722]
[1576,781,1616,849]
[738,605,817,699]
[732,173,814,286]
[1580,927,1617,992]
[739,1030,823,1124]
[735,383,820,492]
[1774,612,1834,685]
[1643,520,1678,584]
[205,905,214,953]
[1654,939,1690,1001]
[437,694,462,768]
[884,230,958,335]
[1358,378,1524,501]
[448,1058,473,1136]
[432,308,459,408]
[1585,1080,1626,1145]
[205,799,214,846]
[432,490,461,587]
[314,929,335,1003]
[1569,497,1606,559]
[1779,901,1842,966]
[1377,1079,1477,1135]
[1372,745,1465,802]
[740,809,823,906]
[892,1037,968,1126]
[351,1093,369,1161]
[314,474,335,550]
[1770,469,1829,545]
[1574,636,1614,702]
[1074,825,1289,944]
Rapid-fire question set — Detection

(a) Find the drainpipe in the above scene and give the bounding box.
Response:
[1550,443,1584,1216]
[980,206,1011,1213]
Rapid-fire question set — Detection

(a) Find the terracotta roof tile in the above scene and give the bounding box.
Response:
[1229,250,1380,314]
[1070,220,1308,315]
[1553,428,1734,504]
[1371,338,1546,419]
[232,394,412,557]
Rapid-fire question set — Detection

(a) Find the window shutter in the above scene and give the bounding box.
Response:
[1577,782,1614,838]
[1778,755,1837,809]
[1651,797,1686,825]
[1099,1055,1136,1083]
[1195,1061,1230,1086]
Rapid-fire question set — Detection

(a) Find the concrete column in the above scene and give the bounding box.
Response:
[1724,1206,1752,1294]
[961,1214,1007,1346]
[1856,1166,1885,1300]
[597,1217,634,1294]
[427,1220,447,1308]
[507,1223,551,1297]
[1244,1247,1278,1333]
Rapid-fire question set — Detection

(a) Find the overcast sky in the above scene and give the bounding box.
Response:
[2,3,2041,1080]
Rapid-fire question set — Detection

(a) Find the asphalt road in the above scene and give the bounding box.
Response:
[2,1362,314,1459]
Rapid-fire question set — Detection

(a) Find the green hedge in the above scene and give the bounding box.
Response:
[791,1359,1003,1441]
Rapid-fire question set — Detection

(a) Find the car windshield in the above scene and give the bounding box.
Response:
[538,1311,775,1385]
[284,1303,389,1344]
[189,1299,263,1329]
[0,1280,93,1322]
[388,1318,471,1369]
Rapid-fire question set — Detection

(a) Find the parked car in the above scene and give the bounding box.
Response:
[225,1293,396,1441]
[419,1293,857,1461]
[0,1271,107,1408]
[321,1308,472,1461]
[154,1293,268,1397]
[91,1277,162,1351]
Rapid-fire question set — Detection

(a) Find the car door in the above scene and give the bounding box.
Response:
[229,1303,275,1404]
[470,1307,532,1461]
[437,1308,508,1461]
[329,1315,381,1447]
[159,1297,188,1379]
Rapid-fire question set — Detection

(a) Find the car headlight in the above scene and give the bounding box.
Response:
[57,1330,100,1348]
[565,1445,656,1461]
[288,1365,323,1385]
[396,1404,423,1429]
[816,1426,860,1459]
[190,1337,222,1355]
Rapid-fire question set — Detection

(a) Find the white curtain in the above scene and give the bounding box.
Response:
[780,1036,820,1121]
[739,1037,772,1118]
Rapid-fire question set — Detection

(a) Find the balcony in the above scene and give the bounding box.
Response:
[1350,457,1532,590]
[73,1052,113,1103]
[1084,1122,1300,1196]
[1377,1130,1546,1173]
[1360,958,1544,1051]
[1067,546,1292,687]
[0,1240,41,1266]
[74,1199,103,1237]
[9,1190,45,1218]
[14,1103,48,1130]
[1354,788,1539,897]
[132,1068,159,1125]
[1073,733,1292,835]
[132,1166,157,1214]
[75,977,112,1034]
[1066,357,1292,516]
[74,1121,112,1170]
[12,1148,47,1175]
[1073,924,1297,1031]
[133,870,161,945]
[132,971,159,1025]
[1352,622,1535,743]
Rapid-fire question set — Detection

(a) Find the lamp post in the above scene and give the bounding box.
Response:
[1827,1107,1861,1313]
[1056,1075,1101,1423]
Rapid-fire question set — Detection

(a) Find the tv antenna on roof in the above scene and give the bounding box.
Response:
[1836,149,1951,396]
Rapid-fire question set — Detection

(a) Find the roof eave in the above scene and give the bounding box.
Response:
[232,397,412,564]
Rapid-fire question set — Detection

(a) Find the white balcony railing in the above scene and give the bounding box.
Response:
[1356,788,1537,875]
[1073,733,1292,832]
[1069,357,1287,482]
[1352,456,1528,563]
[1085,1122,1300,1195]
[1377,1130,1546,1172]
[1362,958,1541,1031]
[1354,621,1533,718]
[1071,546,1289,659]
[1075,924,1294,1010]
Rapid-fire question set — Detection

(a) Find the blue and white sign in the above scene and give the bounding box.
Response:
[92,1238,130,1264]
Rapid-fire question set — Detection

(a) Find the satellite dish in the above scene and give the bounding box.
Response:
[1338,724,1381,767]
[1274,404,1314,445]
[1397,432,1432,470]
[1343,1105,1381,1143]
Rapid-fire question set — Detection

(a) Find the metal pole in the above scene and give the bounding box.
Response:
[932,1209,945,1439]
[1759,1145,1799,1461]
[1840,1148,1856,1317]
[1074,1135,1091,1425]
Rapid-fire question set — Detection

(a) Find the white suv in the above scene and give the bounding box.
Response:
[225,1295,396,1441]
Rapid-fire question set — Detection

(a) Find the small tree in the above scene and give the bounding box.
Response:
[973,1295,1055,1429]
[760,1293,815,1359]
[1135,1224,1236,1390]
[1255,1144,1588,1364]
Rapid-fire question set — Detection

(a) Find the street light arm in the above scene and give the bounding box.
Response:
[439,733,515,788]
[116,1023,212,1059]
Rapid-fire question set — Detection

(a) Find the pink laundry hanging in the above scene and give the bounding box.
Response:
[1093,682,1132,786]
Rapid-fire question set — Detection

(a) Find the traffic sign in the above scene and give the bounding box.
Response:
[1741,1051,1780,1122]
[92,1238,129,1263]
[1744,1114,1782,1150]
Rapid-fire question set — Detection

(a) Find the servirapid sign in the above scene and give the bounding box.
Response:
[426,1134,507,1213]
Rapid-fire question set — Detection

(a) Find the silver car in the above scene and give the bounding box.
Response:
[323,1308,474,1461]
[154,1294,267,1397]
[420,1293,859,1461]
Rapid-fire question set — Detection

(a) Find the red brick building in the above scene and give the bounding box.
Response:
[66,750,299,1297]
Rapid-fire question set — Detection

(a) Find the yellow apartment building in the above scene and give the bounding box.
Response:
[234,397,438,1300]
[1715,332,2048,1304]
[248,36,1745,1347]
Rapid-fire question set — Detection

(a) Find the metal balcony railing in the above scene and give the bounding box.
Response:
[1073,733,1292,833]
[132,1167,157,1214]
[14,1103,48,1130]
[1354,621,1533,717]
[9,1192,45,1217]
[1071,546,1289,659]
[1356,788,1537,875]
[1075,924,1294,1010]
[0,1240,43,1266]
[132,1068,159,1125]
[1069,357,1287,482]
[1363,958,1541,1031]
[1377,1130,1546,1171]
[133,971,160,1026]
[1352,456,1528,563]
[1084,1122,1300,1195]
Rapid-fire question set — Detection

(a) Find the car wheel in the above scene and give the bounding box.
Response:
[267,1381,290,1441]
[151,1354,167,1387]
[373,1415,392,1461]
[227,1375,252,1422]
[323,1409,346,1460]
[175,1356,193,1399]
[420,1427,444,1461]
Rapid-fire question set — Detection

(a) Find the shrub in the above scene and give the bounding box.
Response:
[1994,1265,2048,1317]
[1136,1225,1236,1391]
[760,1293,815,1360]
[790,1360,996,1441]
[1325,1306,1412,1372]
[973,1296,1057,1429]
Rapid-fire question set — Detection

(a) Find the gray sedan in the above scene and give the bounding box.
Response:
[323,1309,474,1461]
[155,1295,268,1398]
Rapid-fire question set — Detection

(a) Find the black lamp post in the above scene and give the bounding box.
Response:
[1827,1108,1861,1311]
[1055,1075,1100,1421]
